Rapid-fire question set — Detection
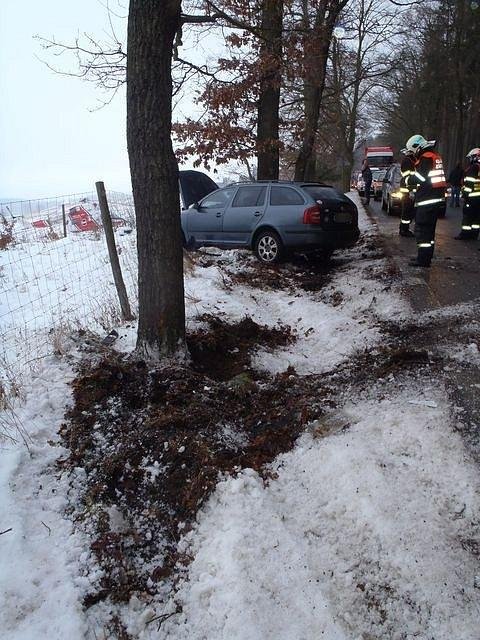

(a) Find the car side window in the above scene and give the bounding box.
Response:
[200,187,236,209]
[232,186,266,207]
[270,186,305,206]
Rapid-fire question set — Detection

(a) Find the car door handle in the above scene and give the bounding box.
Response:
[216,212,222,217]
[253,211,262,216]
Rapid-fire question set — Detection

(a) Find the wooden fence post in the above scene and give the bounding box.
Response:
[95,181,135,321]
[62,204,67,238]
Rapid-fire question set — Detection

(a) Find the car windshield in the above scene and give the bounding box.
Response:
[372,170,387,181]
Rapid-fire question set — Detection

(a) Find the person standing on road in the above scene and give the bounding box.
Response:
[361,159,373,205]
[399,148,416,237]
[456,148,480,240]
[405,134,446,268]
[448,162,464,208]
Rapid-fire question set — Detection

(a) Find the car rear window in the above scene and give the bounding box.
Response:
[232,186,266,207]
[270,186,305,206]
[302,185,348,204]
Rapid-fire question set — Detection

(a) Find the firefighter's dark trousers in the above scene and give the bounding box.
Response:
[458,201,480,239]
[414,205,439,266]
[399,196,415,235]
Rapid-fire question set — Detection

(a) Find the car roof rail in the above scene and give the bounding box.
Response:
[222,179,334,187]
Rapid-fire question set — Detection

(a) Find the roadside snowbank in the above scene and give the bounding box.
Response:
[164,382,480,640]
[0,359,89,640]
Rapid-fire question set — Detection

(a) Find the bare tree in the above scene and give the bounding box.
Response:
[292,0,350,182]
[376,0,480,171]
[328,0,401,189]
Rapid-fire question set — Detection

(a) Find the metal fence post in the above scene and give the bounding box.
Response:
[95,181,135,321]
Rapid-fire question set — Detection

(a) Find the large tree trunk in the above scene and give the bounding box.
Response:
[127,0,185,360]
[294,2,347,182]
[256,0,283,180]
[294,78,327,182]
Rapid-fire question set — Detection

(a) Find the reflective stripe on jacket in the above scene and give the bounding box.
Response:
[410,150,446,208]
[462,164,480,200]
[400,156,415,194]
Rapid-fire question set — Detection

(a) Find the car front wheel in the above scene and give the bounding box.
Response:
[254,230,284,264]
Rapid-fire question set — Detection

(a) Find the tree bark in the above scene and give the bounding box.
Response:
[127,0,185,359]
[256,0,283,180]
[294,1,348,182]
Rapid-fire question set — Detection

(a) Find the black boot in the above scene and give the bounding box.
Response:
[409,258,430,268]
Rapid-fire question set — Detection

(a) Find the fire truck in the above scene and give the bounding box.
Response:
[365,146,394,169]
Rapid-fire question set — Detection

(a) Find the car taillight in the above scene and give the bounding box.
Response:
[303,204,322,224]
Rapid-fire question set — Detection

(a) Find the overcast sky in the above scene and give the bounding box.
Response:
[0,1,216,201]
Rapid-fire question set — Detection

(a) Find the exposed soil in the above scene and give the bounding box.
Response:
[186,314,295,380]
[59,316,335,618]
[59,310,457,626]
[193,234,389,296]
[194,249,335,293]
[57,238,480,637]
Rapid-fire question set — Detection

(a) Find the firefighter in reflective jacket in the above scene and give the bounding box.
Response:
[399,148,416,237]
[456,148,480,240]
[404,134,446,267]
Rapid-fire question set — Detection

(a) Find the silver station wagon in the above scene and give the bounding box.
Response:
[181,180,360,263]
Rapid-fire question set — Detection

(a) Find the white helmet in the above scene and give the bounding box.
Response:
[405,134,435,156]
[466,148,480,163]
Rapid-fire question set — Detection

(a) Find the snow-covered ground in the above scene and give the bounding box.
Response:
[1,197,480,639]
[163,386,480,640]
[0,228,137,389]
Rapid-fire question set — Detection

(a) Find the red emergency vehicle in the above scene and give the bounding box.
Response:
[365,146,394,169]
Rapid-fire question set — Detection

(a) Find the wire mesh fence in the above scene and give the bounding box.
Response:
[0,189,138,393]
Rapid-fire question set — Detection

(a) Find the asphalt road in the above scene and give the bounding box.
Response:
[366,197,480,312]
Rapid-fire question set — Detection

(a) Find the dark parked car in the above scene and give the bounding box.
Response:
[381,163,404,215]
[356,169,385,200]
[381,163,447,217]
[181,181,360,263]
[372,169,387,201]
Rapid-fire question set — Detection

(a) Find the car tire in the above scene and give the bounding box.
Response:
[314,248,334,263]
[254,229,284,264]
[183,234,196,251]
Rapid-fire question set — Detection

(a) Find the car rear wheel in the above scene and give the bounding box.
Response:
[254,230,284,264]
